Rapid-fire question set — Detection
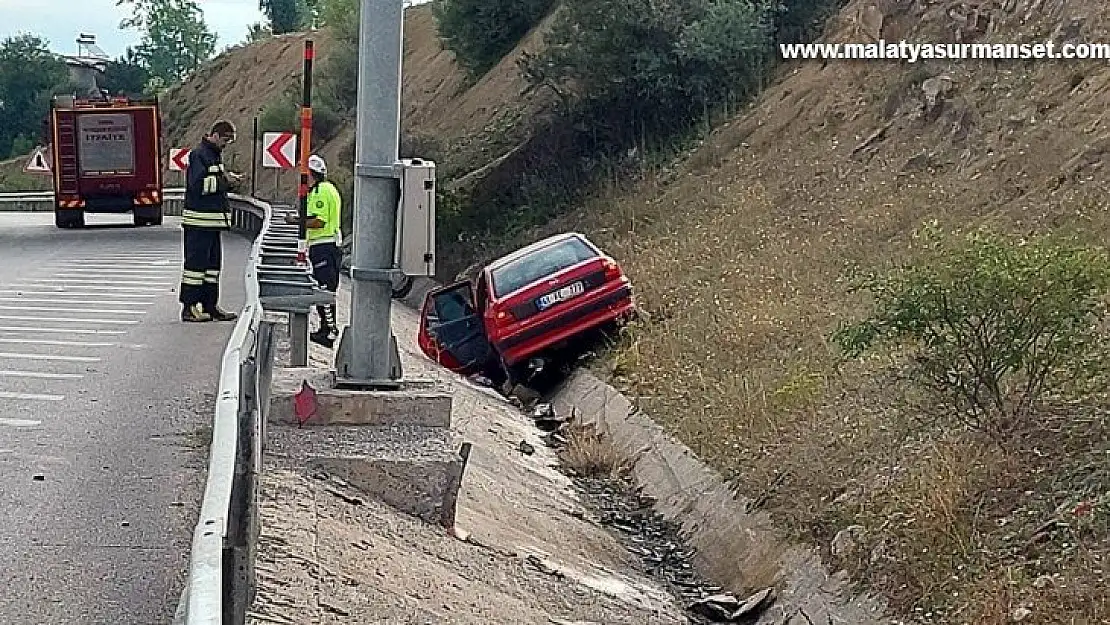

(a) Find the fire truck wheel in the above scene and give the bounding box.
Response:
[55,210,85,229]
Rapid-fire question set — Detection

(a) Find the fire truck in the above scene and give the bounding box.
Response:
[48,94,164,229]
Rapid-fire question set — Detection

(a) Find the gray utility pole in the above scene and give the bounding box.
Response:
[334,0,405,387]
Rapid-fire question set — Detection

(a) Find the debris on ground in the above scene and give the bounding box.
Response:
[534,401,777,624]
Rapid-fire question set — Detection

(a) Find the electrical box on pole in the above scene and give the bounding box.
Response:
[395,159,436,277]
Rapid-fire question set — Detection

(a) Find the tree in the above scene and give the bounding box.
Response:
[260,0,315,34]
[116,0,217,90]
[99,48,150,97]
[832,225,1110,441]
[432,0,556,78]
[0,34,71,159]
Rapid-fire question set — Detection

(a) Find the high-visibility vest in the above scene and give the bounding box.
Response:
[307,180,342,246]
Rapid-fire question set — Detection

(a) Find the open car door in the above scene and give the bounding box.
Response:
[417,281,494,374]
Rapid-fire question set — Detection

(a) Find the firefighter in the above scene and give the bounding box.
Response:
[286,154,342,346]
[180,120,242,323]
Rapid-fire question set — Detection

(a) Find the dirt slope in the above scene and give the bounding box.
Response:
[156,4,553,205]
[488,0,1110,622]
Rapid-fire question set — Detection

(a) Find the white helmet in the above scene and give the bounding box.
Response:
[307,154,327,176]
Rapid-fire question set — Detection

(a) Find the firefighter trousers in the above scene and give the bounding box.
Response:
[179,226,224,310]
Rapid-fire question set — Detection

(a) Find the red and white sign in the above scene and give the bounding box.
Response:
[23,146,51,174]
[169,148,190,171]
[263,132,297,169]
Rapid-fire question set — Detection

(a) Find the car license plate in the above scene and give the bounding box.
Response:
[537,281,585,310]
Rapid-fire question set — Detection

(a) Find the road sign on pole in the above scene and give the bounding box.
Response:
[169,148,190,171]
[23,146,51,174]
[262,132,297,168]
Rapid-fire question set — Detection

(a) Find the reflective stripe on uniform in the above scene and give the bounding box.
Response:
[203,165,224,194]
[308,236,336,247]
[182,209,229,228]
[181,269,205,286]
[204,269,220,284]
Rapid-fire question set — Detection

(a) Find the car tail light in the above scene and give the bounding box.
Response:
[493,309,515,326]
[603,258,622,281]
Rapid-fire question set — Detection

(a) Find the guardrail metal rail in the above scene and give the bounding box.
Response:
[0,188,188,215]
[173,194,334,624]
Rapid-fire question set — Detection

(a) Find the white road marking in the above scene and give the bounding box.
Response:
[71,256,174,262]
[0,326,126,335]
[0,418,43,427]
[19,279,171,287]
[0,391,64,401]
[50,275,174,282]
[0,291,155,300]
[0,352,101,363]
[58,266,177,273]
[3,285,167,293]
[0,298,155,306]
[0,338,115,347]
[0,315,139,325]
[0,370,84,380]
[0,305,145,315]
[56,271,178,279]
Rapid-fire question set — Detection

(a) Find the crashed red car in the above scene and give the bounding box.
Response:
[417,232,636,385]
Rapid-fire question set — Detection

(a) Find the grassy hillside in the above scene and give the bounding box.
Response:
[155,4,555,267]
[499,0,1110,621]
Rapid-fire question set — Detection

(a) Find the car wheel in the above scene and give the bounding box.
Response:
[391,273,415,299]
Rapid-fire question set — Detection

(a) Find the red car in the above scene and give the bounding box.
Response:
[417,232,636,386]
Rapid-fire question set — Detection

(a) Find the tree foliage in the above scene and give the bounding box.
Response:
[260,0,318,34]
[0,34,71,159]
[433,0,556,78]
[116,0,217,91]
[832,224,1110,440]
[100,49,151,97]
[521,0,775,144]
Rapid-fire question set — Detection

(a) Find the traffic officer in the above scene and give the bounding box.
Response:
[180,120,242,323]
[287,154,342,346]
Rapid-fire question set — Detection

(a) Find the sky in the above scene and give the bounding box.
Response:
[0,0,266,58]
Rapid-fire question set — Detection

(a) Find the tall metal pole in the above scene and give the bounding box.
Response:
[336,0,403,385]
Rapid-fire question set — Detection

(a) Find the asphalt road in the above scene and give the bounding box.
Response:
[0,212,248,624]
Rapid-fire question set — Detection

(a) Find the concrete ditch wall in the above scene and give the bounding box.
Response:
[396,276,896,624]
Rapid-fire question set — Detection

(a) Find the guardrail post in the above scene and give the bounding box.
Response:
[289,312,309,367]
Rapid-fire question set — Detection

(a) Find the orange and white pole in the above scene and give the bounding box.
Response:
[296,39,314,266]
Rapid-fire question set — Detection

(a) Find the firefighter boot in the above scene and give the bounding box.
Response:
[182,303,212,322]
[310,304,337,348]
[208,306,238,322]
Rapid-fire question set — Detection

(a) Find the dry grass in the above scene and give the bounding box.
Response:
[558,418,631,480]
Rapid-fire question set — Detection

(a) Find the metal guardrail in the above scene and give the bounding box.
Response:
[172,192,332,625]
[0,188,186,214]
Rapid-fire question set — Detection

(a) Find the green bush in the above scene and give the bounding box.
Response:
[772,0,849,46]
[257,82,344,143]
[832,224,1110,440]
[521,0,776,147]
[433,0,556,78]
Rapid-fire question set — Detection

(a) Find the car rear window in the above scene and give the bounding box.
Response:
[490,236,597,298]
